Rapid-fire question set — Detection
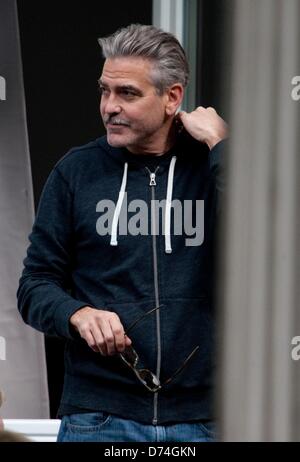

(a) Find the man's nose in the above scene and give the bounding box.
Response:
[103,93,122,115]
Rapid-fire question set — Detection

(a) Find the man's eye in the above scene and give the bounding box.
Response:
[123,90,136,97]
[99,86,109,95]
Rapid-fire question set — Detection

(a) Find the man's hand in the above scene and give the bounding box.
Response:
[178,106,228,150]
[70,306,132,356]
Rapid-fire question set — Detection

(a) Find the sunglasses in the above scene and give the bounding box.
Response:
[119,305,199,392]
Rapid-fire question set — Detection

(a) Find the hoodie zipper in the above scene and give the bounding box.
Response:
[145,166,161,426]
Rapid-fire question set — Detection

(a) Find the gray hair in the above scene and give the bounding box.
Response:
[98,24,189,94]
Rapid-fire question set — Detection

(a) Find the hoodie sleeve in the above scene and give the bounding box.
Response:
[17,166,88,339]
[209,139,227,195]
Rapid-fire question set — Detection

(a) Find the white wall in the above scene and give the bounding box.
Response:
[0,0,49,418]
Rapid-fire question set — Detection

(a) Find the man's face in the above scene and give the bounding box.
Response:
[99,57,172,154]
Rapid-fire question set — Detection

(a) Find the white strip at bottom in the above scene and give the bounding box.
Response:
[3,419,61,442]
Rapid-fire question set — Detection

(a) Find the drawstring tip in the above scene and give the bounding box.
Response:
[110,239,118,246]
[165,248,172,254]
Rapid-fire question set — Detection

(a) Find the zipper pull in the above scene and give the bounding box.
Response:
[149,172,156,186]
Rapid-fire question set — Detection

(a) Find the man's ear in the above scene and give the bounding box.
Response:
[165,84,184,116]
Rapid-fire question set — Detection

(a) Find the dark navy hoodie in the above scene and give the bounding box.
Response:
[17,131,224,424]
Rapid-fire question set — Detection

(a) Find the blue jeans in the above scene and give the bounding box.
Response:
[57,412,218,442]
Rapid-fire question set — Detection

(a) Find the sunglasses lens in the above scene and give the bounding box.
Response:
[138,369,160,389]
[121,346,138,367]
[120,349,160,391]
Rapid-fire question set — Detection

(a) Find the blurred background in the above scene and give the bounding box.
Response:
[0,0,299,441]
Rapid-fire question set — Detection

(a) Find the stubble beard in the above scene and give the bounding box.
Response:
[106,123,161,151]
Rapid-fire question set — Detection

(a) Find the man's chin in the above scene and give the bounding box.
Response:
[106,134,130,148]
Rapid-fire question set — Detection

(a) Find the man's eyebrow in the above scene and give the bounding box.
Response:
[97,80,142,95]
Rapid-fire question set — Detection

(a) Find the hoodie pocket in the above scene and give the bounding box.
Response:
[105,299,160,373]
[159,297,215,390]
[66,299,160,389]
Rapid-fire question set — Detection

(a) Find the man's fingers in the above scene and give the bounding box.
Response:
[71,307,130,356]
[82,328,106,354]
[79,319,108,355]
[176,105,228,148]
[178,110,188,120]
[90,327,108,355]
[98,317,118,355]
[109,315,127,352]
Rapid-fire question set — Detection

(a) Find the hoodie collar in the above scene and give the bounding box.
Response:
[98,136,180,173]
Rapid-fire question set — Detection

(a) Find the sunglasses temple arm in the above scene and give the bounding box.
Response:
[124,304,165,336]
[162,345,200,387]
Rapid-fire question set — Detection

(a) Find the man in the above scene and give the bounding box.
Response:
[17,24,228,442]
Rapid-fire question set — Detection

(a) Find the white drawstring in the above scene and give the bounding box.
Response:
[164,156,177,254]
[110,162,128,246]
[110,157,177,252]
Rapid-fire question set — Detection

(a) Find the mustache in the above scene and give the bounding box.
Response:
[104,116,130,126]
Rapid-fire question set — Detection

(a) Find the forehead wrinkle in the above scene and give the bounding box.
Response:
[100,74,151,89]
[101,58,154,87]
